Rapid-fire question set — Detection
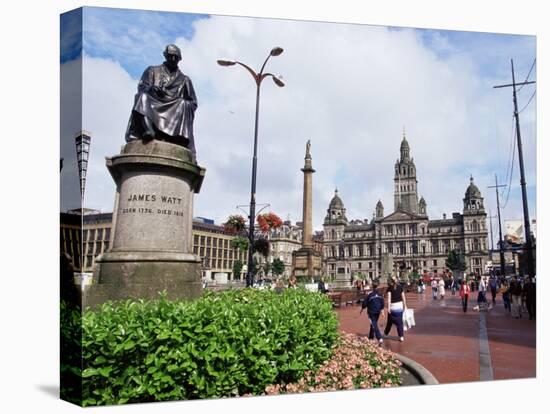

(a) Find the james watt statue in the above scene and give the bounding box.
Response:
[125,44,198,155]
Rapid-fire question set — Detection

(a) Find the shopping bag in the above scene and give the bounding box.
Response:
[402,309,415,331]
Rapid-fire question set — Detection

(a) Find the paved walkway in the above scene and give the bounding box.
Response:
[336,290,536,384]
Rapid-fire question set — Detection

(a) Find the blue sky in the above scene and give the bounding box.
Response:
[61,7,207,77]
[60,7,537,244]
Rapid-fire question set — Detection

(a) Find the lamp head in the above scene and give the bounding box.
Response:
[217,59,236,66]
[272,75,285,87]
[270,47,284,56]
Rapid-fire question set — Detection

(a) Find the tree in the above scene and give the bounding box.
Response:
[232,260,244,280]
[251,257,260,278]
[263,261,272,277]
[446,249,467,280]
[253,237,270,257]
[272,258,285,277]
[230,236,249,252]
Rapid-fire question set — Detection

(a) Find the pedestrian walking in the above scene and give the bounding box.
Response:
[360,281,385,344]
[384,277,407,342]
[477,276,488,309]
[438,278,446,299]
[431,278,438,300]
[489,276,498,305]
[459,279,470,312]
[317,276,329,294]
[509,276,523,318]
[417,278,425,294]
[451,278,457,295]
[501,281,511,313]
[523,278,536,320]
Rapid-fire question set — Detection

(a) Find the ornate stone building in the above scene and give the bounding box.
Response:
[267,221,303,278]
[323,134,489,281]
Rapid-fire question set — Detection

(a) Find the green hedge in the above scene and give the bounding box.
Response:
[78,288,338,405]
[60,301,83,404]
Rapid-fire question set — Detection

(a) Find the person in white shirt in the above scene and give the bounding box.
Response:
[431,278,438,300]
[477,275,489,307]
[438,278,446,299]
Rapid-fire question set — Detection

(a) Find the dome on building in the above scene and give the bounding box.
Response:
[329,188,344,209]
[465,175,482,198]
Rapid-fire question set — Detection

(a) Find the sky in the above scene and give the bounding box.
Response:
[60,6,537,248]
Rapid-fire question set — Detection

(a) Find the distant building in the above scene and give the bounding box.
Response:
[267,220,303,278]
[82,212,112,271]
[323,134,489,280]
[60,213,249,280]
[60,212,83,271]
[192,219,249,280]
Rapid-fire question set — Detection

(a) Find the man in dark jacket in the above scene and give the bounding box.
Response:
[523,278,536,320]
[360,282,385,344]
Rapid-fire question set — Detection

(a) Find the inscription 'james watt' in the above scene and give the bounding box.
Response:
[127,193,183,204]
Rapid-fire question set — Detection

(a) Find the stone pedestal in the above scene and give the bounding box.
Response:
[85,140,206,307]
[292,247,322,280]
[331,272,353,290]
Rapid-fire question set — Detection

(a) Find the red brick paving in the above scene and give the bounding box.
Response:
[336,290,536,384]
[484,298,536,380]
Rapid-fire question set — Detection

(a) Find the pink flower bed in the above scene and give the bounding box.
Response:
[264,333,402,394]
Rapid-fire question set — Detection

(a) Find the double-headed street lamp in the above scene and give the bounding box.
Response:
[217,47,285,287]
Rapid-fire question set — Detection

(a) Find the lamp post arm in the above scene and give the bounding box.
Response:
[259,53,273,77]
[261,72,281,83]
[234,61,260,85]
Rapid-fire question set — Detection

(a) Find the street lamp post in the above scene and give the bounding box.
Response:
[75,130,92,204]
[218,47,285,287]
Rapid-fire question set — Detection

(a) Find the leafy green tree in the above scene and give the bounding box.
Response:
[231,236,249,252]
[446,249,467,280]
[253,237,270,257]
[232,260,244,280]
[263,261,272,277]
[272,258,285,277]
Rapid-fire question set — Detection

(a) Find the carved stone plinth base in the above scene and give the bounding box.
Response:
[84,252,202,308]
[85,140,205,308]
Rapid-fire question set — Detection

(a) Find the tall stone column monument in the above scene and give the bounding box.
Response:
[84,44,205,307]
[292,140,322,279]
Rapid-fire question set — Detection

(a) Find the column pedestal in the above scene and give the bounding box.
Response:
[292,247,322,280]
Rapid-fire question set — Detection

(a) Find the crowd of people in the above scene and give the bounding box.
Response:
[358,272,536,347]
[207,270,535,349]
[419,273,536,320]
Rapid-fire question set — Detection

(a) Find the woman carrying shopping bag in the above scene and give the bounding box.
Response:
[384,276,407,342]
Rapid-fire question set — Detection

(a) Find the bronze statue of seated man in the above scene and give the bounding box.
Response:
[125,44,198,155]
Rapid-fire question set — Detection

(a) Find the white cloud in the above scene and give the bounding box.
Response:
[74,14,536,238]
[60,58,83,211]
